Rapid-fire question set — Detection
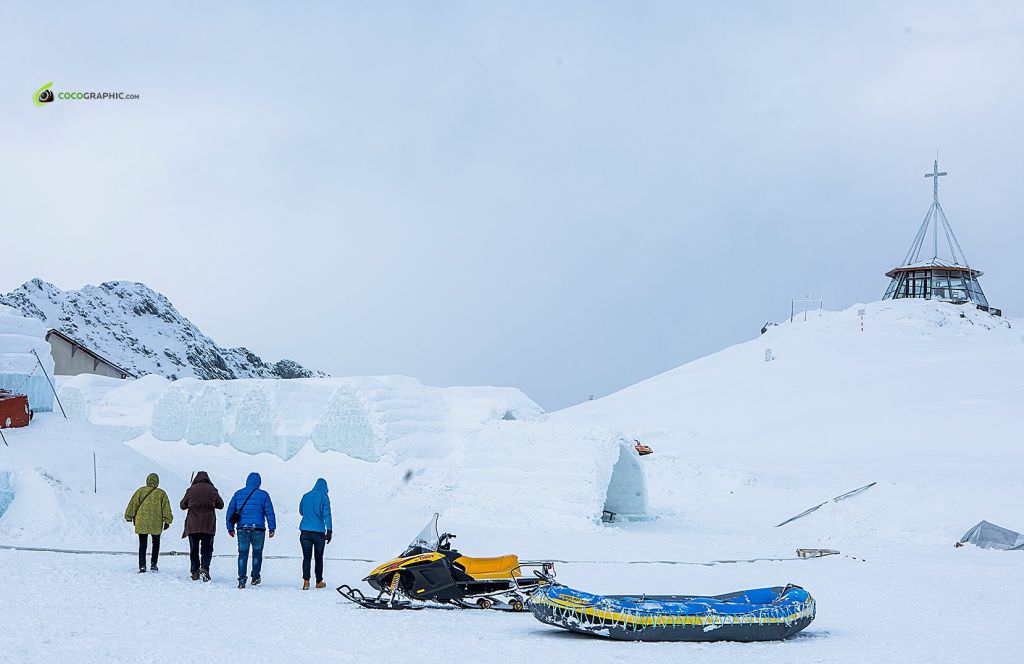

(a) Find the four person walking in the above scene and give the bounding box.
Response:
[127,470,329,588]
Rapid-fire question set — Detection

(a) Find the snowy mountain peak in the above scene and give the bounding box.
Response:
[0,279,324,381]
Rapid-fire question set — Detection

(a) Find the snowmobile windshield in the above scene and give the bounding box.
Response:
[401,513,440,557]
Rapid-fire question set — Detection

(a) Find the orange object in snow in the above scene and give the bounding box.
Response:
[634,440,653,456]
[0,390,31,429]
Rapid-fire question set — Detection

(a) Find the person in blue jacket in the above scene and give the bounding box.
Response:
[298,477,333,590]
[226,472,276,589]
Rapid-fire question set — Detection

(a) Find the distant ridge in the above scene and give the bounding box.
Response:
[0,278,325,380]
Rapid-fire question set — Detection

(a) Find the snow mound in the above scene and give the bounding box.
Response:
[556,299,1024,548]
[64,375,545,462]
[46,375,646,531]
[559,299,1022,465]
[0,417,184,549]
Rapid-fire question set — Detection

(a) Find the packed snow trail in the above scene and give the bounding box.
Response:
[2,547,1021,663]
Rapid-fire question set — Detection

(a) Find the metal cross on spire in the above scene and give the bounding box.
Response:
[900,156,969,267]
[925,158,947,204]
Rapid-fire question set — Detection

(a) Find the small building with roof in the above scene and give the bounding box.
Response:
[44,329,135,379]
[882,159,997,314]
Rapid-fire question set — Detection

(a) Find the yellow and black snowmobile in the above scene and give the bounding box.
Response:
[337,514,554,611]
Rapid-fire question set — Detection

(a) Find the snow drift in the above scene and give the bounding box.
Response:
[29,374,647,535]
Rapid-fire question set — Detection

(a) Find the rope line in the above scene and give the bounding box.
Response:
[0,543,841,566]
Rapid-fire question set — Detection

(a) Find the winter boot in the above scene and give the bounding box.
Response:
[251,577,261,586]
[139,567,146,574]
[200,568,211,582]
[302,580,310,590]
[238,579,246,589]
[316,581,326,589]
[150,565,159,573]
[191,571,200,581]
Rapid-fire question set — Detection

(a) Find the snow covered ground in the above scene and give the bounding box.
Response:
[1,299,1022,662]
[1,540,1020,663]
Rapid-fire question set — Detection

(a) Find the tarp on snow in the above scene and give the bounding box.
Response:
[958,521,1024,551]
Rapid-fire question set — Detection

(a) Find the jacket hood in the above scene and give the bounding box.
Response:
[146,473,159,488]
[192,471,212,485]
[245,472,262,489]
[312,478,328,494]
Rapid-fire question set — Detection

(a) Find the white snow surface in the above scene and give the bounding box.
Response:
[1,299,1023,662]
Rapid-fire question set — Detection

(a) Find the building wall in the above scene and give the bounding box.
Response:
[47,335,127,379]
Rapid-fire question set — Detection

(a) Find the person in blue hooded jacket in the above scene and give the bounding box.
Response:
[298,477,332,589]
[226,472,276,589]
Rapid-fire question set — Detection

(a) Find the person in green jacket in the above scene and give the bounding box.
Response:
[124,473,174,573]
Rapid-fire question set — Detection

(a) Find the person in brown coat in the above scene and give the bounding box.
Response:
[179,471,224,582]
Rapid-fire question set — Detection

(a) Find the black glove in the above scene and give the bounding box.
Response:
[325,530,332,544]
[163,522,170,531]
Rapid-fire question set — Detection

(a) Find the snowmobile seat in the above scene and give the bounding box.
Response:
[456,555,521,580]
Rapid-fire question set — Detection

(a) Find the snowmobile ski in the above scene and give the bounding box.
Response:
[336,584,424,610]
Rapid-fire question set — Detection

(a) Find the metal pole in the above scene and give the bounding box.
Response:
[31,350,66,419]
[0,427,8,446]
[791,300,794,323]
[93,453,97,494]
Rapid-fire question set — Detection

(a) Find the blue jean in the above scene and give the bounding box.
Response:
[237,528,266,581]
[300,531,326,582]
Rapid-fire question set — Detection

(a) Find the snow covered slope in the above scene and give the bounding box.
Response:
[560,299,1023,465]
[0,417,184,549]
[557,299,1024,547]
[0,278,322,380]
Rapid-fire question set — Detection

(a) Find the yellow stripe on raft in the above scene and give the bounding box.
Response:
[535,595,814,627]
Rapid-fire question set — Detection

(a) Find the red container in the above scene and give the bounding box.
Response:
[0,390,31,429]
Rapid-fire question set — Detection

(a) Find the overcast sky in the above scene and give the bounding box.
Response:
[2,2,1023,409]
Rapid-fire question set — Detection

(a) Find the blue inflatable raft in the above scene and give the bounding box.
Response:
[528,582,815,642]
